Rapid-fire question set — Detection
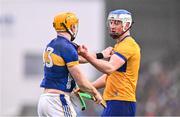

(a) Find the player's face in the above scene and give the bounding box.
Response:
[73,24,78,36]
[70,24,78,41]
[108,20,123,39]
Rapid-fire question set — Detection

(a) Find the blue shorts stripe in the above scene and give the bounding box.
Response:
[60,94,72,117]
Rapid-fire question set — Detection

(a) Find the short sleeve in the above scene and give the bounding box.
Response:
[61,44,79,67]
[114,41,134,60]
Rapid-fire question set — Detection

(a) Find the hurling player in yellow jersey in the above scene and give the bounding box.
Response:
[78,9,141,116]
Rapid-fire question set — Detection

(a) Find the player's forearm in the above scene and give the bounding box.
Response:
[76,76,101,96]
[79,53,98,64]
[92,74,107,89]
[79,55,88,64]
[78,80,98,96]
[76,74,99,95]
[84,53,115,74]
[68,65,98,96]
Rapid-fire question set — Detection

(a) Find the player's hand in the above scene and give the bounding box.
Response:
[93,92,103,104]
[78,55,88,64]
[72,87,81,94]
[78,45,88,57]
[101,46,113,59]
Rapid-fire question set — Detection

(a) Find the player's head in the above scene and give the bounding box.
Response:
[107,9,133,39]
[53,12,79,41]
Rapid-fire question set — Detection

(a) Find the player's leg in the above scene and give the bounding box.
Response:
[37,93,77,117]
[58,94,77,117]
[38,93,53,117]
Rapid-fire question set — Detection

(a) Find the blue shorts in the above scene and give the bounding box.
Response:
[102,100,136,116]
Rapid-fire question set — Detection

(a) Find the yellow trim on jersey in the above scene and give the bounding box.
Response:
[52,53,65,66]
[44,51,65,66]
[66,61,79,67]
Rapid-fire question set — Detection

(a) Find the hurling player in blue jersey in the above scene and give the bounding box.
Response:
[37,12,104,117]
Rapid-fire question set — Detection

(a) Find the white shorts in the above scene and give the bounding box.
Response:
[38,93,77,117]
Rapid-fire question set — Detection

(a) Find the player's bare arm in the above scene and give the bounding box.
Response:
[101,46,114,59]
[68,64,102,104]
[92,74,107,89]
[78,46,113,64]
[78,45,125,74]
[78,55,88,63]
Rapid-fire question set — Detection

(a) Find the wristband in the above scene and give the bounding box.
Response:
[96,53,104,59]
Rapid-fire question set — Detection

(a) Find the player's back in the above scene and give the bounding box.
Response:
[40,36,79,92]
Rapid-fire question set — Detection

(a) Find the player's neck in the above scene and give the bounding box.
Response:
[57,32,71,41]
[117,31,130,43]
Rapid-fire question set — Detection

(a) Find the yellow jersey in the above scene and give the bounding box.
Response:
[103,36,141,102]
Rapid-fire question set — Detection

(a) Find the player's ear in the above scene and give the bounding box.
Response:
[124,22,130,30]
[70,25,75,33]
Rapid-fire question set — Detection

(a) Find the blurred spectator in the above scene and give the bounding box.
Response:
[76,60,180,116]
[137,61,180,116]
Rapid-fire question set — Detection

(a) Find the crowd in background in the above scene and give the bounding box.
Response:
[137,60,180,116]
[76,60,180,116]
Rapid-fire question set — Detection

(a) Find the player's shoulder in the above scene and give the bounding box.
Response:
[123,36,135,44]
[56,36,69,45]
[115,36,140,52]
[54,36,75,49]
[122,36,140,48]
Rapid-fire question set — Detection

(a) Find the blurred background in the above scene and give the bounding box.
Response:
[0,0,180,116]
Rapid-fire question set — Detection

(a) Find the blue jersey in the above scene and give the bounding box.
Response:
[40,36,79,92]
